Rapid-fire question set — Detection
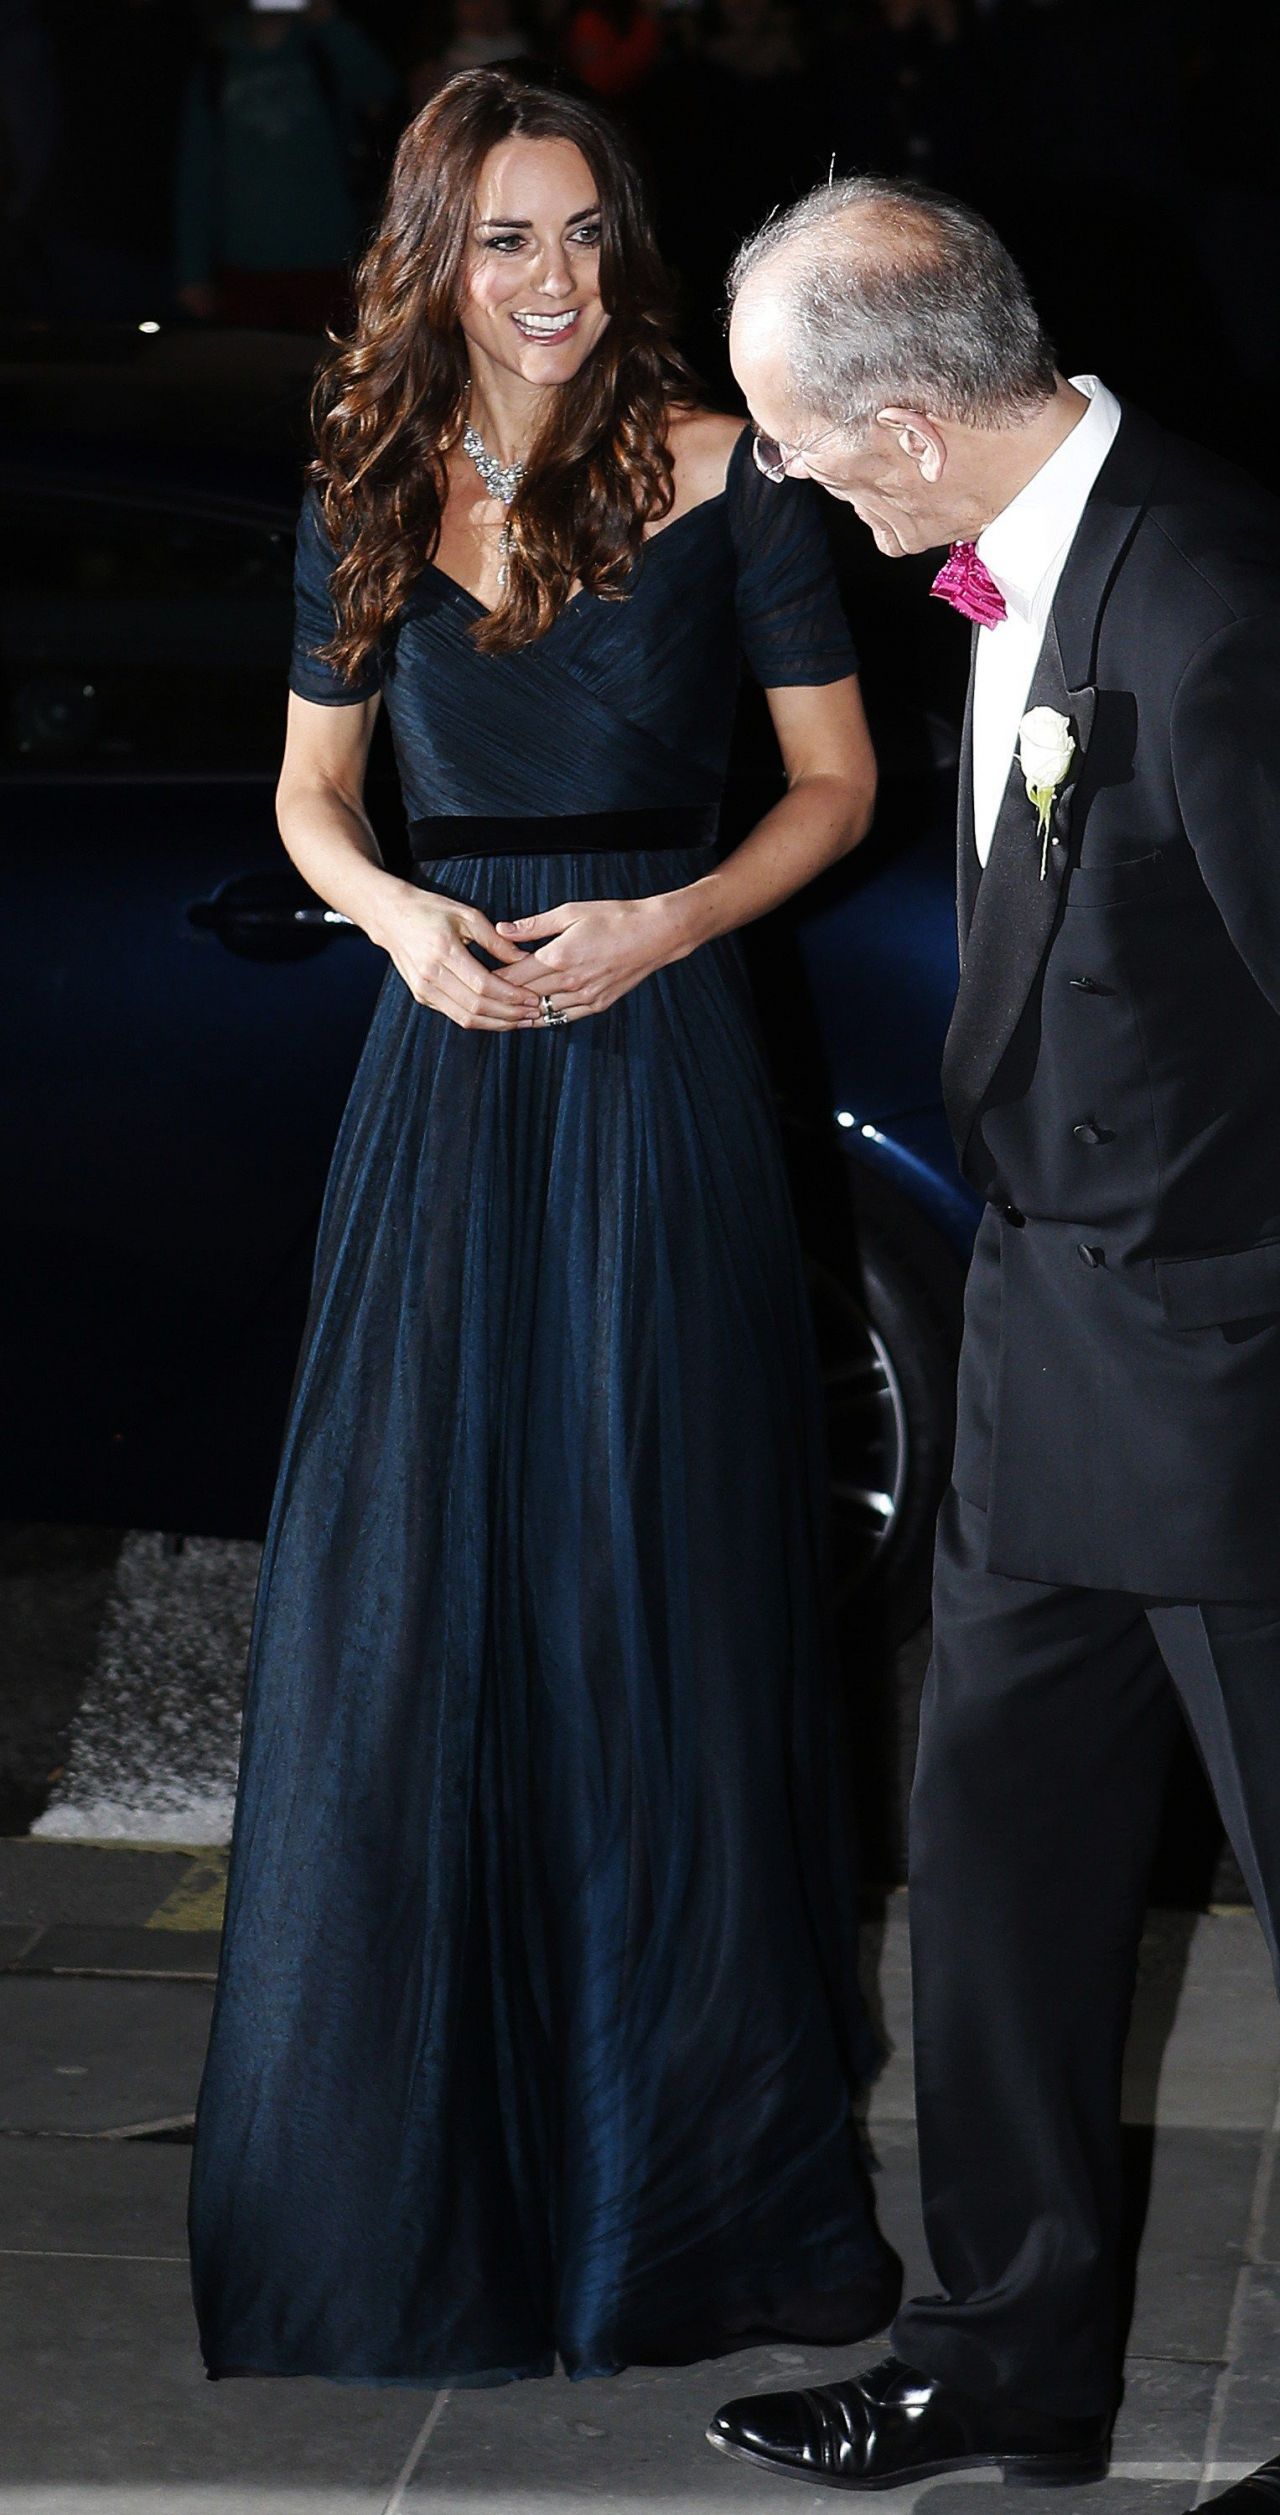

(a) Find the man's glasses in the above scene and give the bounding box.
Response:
[751,419,854,486]
[751,429,794,485]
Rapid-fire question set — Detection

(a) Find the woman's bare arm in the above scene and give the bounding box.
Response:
[669,672,876,947]
[276,692,541,1030]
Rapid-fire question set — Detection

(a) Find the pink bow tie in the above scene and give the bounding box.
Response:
[930,541,1007,628]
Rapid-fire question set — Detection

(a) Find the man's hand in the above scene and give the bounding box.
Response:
[495,894,694,1022]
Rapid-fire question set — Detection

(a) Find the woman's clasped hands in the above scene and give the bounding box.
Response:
[379,884,694,1031]
[377,889,541,1030]
[496,892,694,1024]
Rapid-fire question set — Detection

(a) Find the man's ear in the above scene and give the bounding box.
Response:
[876,408,947,483]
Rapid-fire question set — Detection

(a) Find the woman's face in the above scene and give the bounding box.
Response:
[461,137,610,392]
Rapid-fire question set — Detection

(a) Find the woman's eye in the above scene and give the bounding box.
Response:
[479,224,599,256]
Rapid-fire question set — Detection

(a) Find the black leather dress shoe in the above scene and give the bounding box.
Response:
[1184,2461,1280,2515]
[707,2355,1111,2491]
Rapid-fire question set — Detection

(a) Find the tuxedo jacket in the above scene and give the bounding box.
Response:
[943,402,1280,1597]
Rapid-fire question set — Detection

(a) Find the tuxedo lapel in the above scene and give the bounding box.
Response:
[1049,401,1164,690]
[942,626,1094,1146]
[941,404,1164,1160]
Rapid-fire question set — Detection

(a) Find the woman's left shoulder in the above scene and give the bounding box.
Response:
[665,408,749,512]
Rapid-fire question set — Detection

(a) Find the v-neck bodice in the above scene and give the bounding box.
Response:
[289,427,857,823]
[421,482,729,621]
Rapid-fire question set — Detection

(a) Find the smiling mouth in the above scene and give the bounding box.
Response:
[511,309,583,341]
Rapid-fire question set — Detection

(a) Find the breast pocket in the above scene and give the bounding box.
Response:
[1067,850,1204,910]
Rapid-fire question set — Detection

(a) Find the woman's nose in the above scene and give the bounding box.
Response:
[536,250,575,298]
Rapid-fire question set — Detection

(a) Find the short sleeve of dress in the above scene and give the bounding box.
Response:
[726,426,859,688]
[288,486,383,706]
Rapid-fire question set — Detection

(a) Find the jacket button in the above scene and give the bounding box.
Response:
[1002,1202,1026,1227]
[1077,1243,1105,1268]
[1072,1120,1105,1146]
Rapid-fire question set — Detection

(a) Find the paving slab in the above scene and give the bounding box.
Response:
[1111,2356,1225,2472]
[0,2493,404,2514]
[1248,2126,1280,2269]
[0,1842,195,1932]
[1206,2262,1280,2471]
[404,2346,885,2511]
[0,2130,191,2261]
[918,2487,1190,2515]
[0,1978,211,2134]
[1125,2127,1259,2363]
[1123,1911,1280,2131]
[0,2250,437,2502]
[11,1924,222,1980]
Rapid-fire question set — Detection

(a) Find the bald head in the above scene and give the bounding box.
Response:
[727,178,1086,563]
[728,177,1056,444]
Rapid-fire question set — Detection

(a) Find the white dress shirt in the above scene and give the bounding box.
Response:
[970,375,1122,867]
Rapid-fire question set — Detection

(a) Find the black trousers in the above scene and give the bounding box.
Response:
[890,1486,1280,2420]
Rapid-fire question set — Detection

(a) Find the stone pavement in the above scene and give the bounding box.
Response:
[0,1840,1276,2514]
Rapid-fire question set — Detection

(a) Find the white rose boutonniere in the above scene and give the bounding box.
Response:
[1017,707,1077,879]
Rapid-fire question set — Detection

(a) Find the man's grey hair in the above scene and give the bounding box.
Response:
[728,176,1057,435]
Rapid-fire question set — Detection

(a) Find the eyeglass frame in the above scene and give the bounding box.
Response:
[751,418,858,486]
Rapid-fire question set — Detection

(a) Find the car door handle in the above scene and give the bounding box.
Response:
[187,874,356,961]
[190,897,352,933]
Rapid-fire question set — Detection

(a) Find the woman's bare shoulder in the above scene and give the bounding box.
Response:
[665,407,748,512]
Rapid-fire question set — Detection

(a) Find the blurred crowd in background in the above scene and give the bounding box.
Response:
[1,0,1277,442]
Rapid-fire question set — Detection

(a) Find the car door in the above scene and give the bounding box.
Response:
[0,475,392,1536]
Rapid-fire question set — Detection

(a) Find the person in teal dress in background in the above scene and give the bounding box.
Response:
[175,1,396,329]
[188,66,902,2391]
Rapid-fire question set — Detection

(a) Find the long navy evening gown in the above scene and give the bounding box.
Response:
[189,426,901,2385]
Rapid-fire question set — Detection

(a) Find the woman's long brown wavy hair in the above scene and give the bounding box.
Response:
[311,69,697,669]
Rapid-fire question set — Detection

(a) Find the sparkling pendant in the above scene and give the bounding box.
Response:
[462,422,526,508]
[462,420,525,593]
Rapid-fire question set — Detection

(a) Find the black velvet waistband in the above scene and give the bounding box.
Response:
[408,805,718,862]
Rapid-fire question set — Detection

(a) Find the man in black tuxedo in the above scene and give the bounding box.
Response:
[715,177,1280,2502]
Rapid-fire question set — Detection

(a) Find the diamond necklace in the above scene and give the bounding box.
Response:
[462,421,526,588]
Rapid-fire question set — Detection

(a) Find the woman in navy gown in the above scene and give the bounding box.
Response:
[189,67,900,2387]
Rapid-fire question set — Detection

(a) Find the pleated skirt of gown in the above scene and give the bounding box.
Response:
[188,838,899,2385]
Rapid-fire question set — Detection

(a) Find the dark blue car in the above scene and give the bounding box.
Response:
[0,327,977,1644]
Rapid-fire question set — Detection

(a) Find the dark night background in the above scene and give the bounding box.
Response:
[4,0,1278,435]
[7,0,1277,783]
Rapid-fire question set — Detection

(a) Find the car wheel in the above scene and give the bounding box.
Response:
[806,1165,965,1649]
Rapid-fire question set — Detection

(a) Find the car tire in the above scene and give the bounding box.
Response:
[805,1159,966,1651]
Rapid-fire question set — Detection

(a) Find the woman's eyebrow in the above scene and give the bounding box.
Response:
[474,206,601,229]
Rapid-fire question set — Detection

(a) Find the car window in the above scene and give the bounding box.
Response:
[0,492,296,777]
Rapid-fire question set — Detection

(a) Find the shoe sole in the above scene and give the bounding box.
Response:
[706,2429,1109,2490]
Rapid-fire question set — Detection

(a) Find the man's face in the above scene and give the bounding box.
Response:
[729,293,954,558]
